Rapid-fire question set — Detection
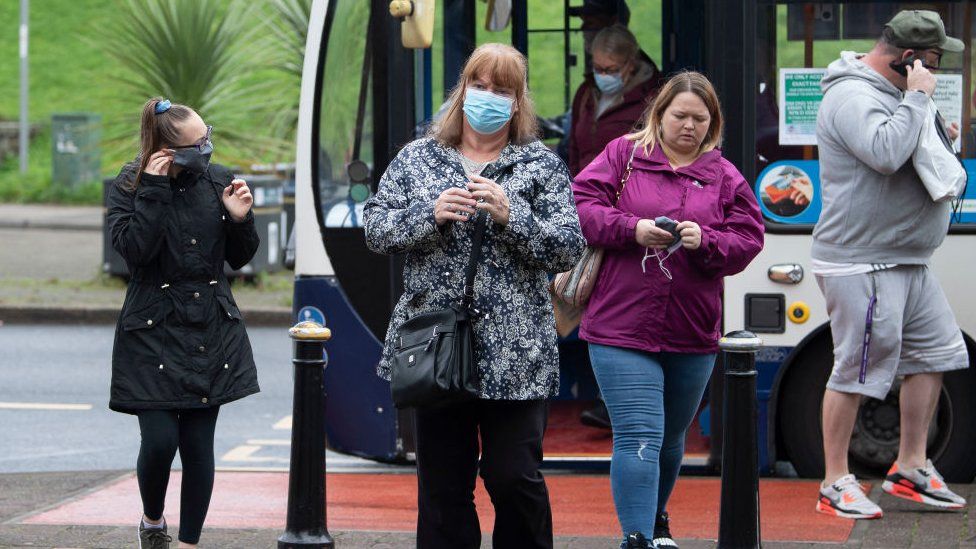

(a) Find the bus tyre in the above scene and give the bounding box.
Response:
[778,336,976,483]
[777,338,830,480]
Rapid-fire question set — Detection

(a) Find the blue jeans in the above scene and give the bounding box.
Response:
[588,343,716,539]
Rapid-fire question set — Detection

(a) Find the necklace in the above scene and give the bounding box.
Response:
[454,148,495,176]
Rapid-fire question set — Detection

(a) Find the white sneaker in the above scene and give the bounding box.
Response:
[882,460,967,509]
[816,474,883,519]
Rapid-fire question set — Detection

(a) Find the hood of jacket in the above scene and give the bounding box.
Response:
[821,51,903,100]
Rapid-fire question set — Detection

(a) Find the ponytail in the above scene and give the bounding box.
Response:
[132,97,194,188]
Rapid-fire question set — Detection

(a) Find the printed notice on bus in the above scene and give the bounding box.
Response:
[779,68,826,146]
[934,74,963,152]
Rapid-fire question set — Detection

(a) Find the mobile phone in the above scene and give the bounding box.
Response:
[889,55,934,77]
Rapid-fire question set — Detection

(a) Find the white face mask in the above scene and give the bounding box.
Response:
[641,241,682,280]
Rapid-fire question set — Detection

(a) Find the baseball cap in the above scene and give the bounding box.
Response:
[885,10,964,53]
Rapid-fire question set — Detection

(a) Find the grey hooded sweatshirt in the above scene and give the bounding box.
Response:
[812,51,949,264]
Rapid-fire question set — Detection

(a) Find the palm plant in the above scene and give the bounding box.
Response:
[102,0,283,164]
[261,0,313,145]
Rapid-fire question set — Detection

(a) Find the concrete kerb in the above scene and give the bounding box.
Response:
[0,306,292,327]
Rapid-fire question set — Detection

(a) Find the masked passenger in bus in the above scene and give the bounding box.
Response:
[569,24,663,179]
[105,98,261,549]
[573,72,765,549]
[363,43,586,549]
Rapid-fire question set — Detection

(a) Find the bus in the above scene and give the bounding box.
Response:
[291,0,976,481]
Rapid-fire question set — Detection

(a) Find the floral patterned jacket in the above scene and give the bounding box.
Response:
[364,137,586,400]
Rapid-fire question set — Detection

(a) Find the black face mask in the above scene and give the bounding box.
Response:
[172,142,213,174]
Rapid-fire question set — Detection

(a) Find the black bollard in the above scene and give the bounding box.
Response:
[718,330,762,549]
[278,321,335,549]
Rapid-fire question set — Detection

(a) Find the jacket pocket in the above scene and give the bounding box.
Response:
[121,299,171,331]
[119,299,172,366]
[216,295,242,322]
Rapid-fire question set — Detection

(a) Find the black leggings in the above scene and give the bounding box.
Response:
[136,407,220,544]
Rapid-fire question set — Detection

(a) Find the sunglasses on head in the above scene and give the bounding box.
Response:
[172,125,212,152]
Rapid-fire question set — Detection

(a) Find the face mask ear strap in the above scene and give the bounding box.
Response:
[653,248,674,280]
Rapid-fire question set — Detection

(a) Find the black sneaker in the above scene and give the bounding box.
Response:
[139,519,172,549]
[621,531,652,549]
[653,511,679,548]
[580,400,612,430]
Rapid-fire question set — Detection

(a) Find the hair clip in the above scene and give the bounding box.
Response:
[154,99,172,114]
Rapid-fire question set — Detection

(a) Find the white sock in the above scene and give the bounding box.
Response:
[142,517,165,530]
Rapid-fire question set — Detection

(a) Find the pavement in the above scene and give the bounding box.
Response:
[2,469,976,548]
[0,204,102,232]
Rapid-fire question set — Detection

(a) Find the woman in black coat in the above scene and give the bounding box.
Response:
[106,98,260,549]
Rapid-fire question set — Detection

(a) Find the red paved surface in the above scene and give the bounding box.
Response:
[542,401,711,459]
[24,472,854,542]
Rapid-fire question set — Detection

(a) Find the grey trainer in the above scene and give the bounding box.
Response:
[138,519,172,549]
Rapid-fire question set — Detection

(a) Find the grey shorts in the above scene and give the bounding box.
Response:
[816,265,969,400]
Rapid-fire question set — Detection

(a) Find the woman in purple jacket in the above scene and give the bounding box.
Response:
[572,72,764,549]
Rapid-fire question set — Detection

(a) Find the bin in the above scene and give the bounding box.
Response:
[52,113,101,187]
[225,174,284,277]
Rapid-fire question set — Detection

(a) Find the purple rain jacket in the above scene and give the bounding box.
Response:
[572,136,765,354]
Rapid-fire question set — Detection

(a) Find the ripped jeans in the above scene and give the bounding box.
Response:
[588,344,715,539]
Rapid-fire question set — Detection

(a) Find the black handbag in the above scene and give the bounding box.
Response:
[390,210,486,408]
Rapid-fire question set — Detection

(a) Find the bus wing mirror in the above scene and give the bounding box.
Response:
[389,0,435,49]
[486,0,512,31]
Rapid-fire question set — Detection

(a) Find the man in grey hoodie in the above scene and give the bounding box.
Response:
[813,10,968,520]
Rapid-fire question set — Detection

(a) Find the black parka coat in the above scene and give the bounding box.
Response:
[106,162,261,414]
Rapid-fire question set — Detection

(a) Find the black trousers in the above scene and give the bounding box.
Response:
[415,399,553,549]
[136,407,219,545]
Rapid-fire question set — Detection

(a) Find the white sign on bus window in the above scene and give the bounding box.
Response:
[778,68,827,146]
[933,74,963,152]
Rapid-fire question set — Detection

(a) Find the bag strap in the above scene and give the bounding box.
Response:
[613,143,639,206]
[461,209,488,309]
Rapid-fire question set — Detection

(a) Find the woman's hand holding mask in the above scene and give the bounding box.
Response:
[222,179,253,222]
[144,149,173,176]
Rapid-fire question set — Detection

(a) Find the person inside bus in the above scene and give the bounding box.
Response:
[567,23,664,431]
[573,72,764,549]
[364,43,586,549]
[569,24,663,178]
[813,10,968,520]
[106,98,261,549]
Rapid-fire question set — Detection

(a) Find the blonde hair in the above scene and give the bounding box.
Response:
[628,71,723,156]
[590,24,639,64]
[430,43,539,147]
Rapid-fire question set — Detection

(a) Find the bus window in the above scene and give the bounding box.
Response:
[317,1,373,228]
[753,2,973,228]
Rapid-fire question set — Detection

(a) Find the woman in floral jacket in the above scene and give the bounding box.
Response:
[364,43,585,549]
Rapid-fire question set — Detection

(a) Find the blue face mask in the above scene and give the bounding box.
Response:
[594,72,625,95]
[463,88,514,135]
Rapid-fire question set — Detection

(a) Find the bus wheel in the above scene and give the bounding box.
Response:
[777,338,830,479]
[779,336,976,482]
